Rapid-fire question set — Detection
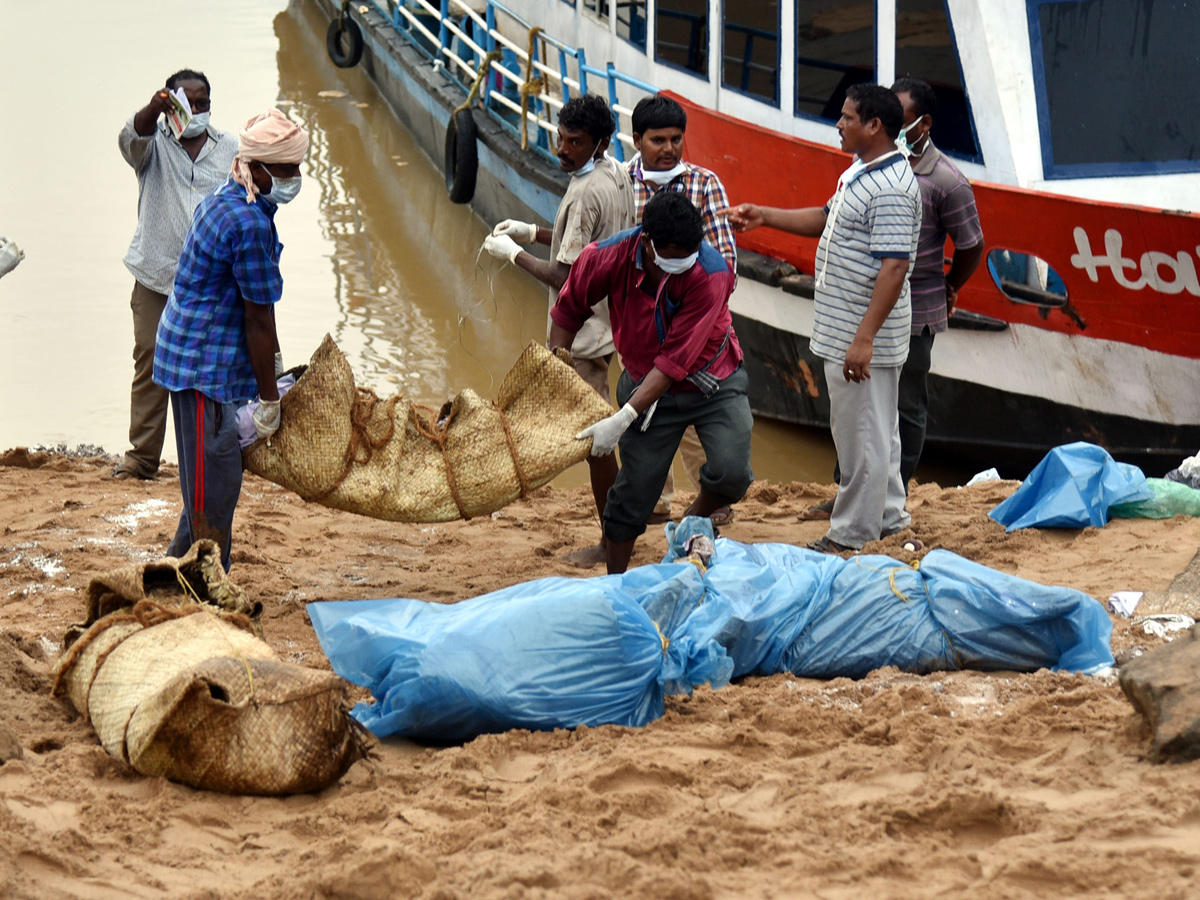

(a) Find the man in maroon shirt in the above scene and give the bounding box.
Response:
[550,192,753,574]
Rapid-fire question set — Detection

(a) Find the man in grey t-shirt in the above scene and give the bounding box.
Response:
[723,84,921,552]
[114,69,237,480]
[483,94,635,568]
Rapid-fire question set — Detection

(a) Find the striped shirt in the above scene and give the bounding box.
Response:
[153,179,283,403]
[810,153,921,367]
[626,155,738,269]
[909,142,984,334]
[119,115,238,295]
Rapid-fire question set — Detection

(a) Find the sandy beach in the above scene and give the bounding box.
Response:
[2,449,1199,900]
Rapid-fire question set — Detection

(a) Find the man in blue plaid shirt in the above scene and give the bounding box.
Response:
[154,109,308,571]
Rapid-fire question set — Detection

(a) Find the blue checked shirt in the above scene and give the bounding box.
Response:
[154,178,283,403]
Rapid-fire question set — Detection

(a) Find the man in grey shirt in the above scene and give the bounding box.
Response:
[483,94,635,568]
[114,69,237,480]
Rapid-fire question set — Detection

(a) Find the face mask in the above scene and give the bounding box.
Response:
[181,111,209,138]
[640,159,687,185]
[895,117,926,158]
[570,156,598,178]
[650,239,698,275]
[267,173,302,204]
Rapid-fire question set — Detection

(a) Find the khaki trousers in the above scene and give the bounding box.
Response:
[118,281,170,478]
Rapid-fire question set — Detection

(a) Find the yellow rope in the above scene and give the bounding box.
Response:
[453,49,503,117]
[519,27,545,151]
[653,621,670,655]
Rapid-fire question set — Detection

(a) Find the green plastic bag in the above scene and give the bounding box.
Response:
[1110,478,1200,519]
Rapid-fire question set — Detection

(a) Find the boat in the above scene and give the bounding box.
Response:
[308,0,1200,472]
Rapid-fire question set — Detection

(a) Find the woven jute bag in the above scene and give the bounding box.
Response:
[243,335,613,521]
[53,541,367,795]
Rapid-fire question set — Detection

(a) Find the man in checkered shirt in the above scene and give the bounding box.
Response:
[154,110,308,572]
[626,95,739,527]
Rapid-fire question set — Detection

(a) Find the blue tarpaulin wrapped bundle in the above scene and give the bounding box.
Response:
[988,441,1151,531]
[669,535,1114,680]
[306,570,733,743]
[308,520,1113,743]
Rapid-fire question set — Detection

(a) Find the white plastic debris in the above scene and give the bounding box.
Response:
[965,468,1001,486]
[1107,591,1143,618]
[1134,614,1196,639]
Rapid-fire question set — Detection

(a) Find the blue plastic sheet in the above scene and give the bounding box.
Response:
[307,570,733,743]
[309,520,1114,742]
[988,441,1151,531]
[663,526,1114,679]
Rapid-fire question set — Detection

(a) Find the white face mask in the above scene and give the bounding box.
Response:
[640,159,687,185]
[895,117,927,158]
[650,239,698,275]
[267,173,302,204]
[569,155,598,178]
[181,111,209,138]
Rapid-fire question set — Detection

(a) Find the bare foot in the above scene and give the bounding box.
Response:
[562,543,607,569]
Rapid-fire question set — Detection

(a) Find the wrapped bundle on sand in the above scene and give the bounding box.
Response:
[244,336,614,522]
[53,541,367,795]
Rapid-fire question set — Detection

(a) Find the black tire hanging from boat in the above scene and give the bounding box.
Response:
[444,108,478,204]
[326,17,364,68]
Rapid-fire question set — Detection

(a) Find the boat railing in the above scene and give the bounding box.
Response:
[371,0,659,164]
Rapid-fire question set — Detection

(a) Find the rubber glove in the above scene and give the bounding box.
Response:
[492,219,537,243]
[576,403,637,456]
[253,398,281,440]
[482,233,522,264]
[0,237,24,279]
[274,351,285,378]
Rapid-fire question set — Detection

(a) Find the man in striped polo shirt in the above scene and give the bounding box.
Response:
[724,84,921,552]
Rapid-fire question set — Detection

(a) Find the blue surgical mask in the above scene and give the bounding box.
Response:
[570,156,598,178]
[895,117,926,158]
[651,239,698,275]
[181,111,209,139]
[267,173,302,204]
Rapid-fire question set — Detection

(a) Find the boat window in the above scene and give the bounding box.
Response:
[1030,0,1200,177]
[893,0,980,159]
[723,1,780,104]
[617,0,648,49]
[656,0,709,78]
[794,1,874,122]
[987,250,1069,309]
[582,0,610,25]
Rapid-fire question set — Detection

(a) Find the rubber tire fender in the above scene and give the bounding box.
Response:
[444,108,478,204]
[326,16,364,68]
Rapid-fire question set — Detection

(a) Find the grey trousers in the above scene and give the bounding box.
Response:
[167,389,244,572]
[604,367,754,543]
[119,281,170,478]
[824,360,910,549]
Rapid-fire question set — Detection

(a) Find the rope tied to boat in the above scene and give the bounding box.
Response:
[453,48,503,117]
[520,26,546,151]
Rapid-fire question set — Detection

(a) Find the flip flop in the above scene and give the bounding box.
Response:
[798,497,835,521]
[646,511,672,525]
[806,535,855,555]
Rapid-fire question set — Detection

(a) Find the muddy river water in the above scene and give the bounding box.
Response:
[0,0,973,488]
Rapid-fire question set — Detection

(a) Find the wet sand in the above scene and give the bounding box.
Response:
[2,451,1199,899]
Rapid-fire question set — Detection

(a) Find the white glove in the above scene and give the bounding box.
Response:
[253,398,281,440]
[576,403,637,456]
[0,237,24,279]
[492,219,537,243]
[274,351,285,378]
[482,233,523,264]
